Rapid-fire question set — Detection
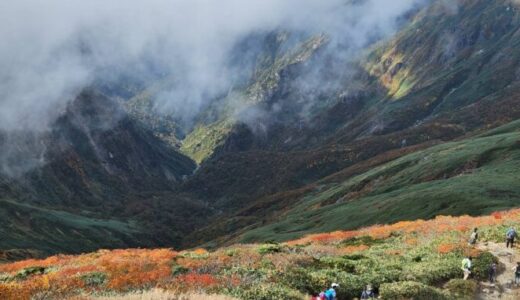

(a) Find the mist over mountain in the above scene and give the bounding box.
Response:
[0,0,427,174]
[1,0,520,263]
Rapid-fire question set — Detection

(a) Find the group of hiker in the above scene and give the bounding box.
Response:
[312,283,340,300]
[463,226,520,286]
[312,226,520,299]
[311,283,376,300]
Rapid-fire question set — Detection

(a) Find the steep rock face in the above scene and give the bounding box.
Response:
[0,90,202,255]
[4,90,196,207]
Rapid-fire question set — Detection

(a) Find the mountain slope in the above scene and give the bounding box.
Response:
[3,0,520,256]
[179,0,520,247]
[236,119,520,243]
[0,90,206,255]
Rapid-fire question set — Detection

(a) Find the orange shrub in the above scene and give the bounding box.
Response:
[492,212,502,220]
[437,243,459,254]
[0,254,71,274]
[176,273,219,288]
[192,248,209,255]
[341,245,370,254]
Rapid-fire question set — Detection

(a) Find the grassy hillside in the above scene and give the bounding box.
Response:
[0,200,140,255]
[184,118,520,247]
[236,120,520,243]
[176,0,520,248]
[1,209,519,299]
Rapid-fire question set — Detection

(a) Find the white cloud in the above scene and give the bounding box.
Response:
[0,0,427,131]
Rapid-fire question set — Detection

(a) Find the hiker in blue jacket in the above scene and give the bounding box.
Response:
[506,227,517,248]
[324,283,339,300]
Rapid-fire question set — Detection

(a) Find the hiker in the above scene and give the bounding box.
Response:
[513,262,520,286]
[506,227,517,248]
[360,284,376,299]
[324,283,339,300]
[310,293,321,300]
[461,256,472,280]
[318,290,326,300]
[488,262,497,283]
[469,228,478,245]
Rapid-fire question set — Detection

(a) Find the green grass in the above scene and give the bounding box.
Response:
[0,199,141,255]
[181,120,234,164]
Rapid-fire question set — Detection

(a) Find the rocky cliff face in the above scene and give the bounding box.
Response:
[0,89,206,255]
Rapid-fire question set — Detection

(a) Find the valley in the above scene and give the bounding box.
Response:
[2,0,520,298]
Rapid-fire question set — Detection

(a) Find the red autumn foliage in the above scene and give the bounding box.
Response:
[287,209,520,246]
[177,273,219,287]
[492,212,502,220]
[1,208,520,299]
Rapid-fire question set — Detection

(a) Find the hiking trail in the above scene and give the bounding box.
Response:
[477,242,520,300]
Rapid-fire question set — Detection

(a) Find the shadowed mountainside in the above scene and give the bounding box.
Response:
[0,90,209,254]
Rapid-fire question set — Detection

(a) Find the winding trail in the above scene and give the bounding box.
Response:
[477,242,520,300]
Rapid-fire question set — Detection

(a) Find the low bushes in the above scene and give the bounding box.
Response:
[230,284,305,300]
[400,255,462,285]
[340,236,384,247]
[445,279,478,299]
[380,281,447,300]
[14,266,46,280]
[257,244,282,255]
[471,251,498,280]
[1,209,518,300]
[81,272,108,287]
[171,265,189,276]
[318,257,356,272]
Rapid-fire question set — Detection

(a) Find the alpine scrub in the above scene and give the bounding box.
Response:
[1,209,520,299]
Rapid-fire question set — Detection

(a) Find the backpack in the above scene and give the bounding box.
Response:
[361,290,374,299]
[507,229,516,239]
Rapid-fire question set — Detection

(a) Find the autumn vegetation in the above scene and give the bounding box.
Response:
[1,209,519,299]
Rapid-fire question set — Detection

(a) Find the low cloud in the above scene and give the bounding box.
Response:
[0,0,428,175]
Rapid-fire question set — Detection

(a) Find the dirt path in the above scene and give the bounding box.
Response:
[477,242,520,300]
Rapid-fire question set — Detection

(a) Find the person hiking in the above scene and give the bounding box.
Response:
[360,284,375,299]
[469,228,478,245]
[506,227,517,248]
[310,293,321,300]
[324,283,339,300]
[488,262,497,283]
[513,262,520,286]
[461,256,472,280]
